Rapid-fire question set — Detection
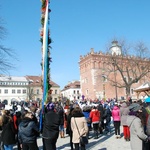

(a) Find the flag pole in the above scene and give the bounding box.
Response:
[39,0,52,131]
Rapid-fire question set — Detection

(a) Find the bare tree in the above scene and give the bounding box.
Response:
[0,18,17,73]
[28,87,35,101]
[105,40,150,98]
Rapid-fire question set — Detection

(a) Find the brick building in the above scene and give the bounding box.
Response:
[79,41,150,101]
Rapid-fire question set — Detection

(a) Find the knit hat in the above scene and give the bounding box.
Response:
[46,102,55,111]
[129,103,141,112]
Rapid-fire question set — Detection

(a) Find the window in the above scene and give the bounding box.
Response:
[37,89,39,94]
[55,90,57,94]
[4,89,8,94]
[17,89,21,94]
[77,90,79,94]
[37,98,40,101]
[73,90,76,94]
[86,89,89,95]
[129,77,132,82]
[0,89,1,93]
[54,98,57,101]
[131,89,134,95]
[23,89,26,94]
[12,89,15,94]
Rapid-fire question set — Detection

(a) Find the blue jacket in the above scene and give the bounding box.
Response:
[83,111,91,127]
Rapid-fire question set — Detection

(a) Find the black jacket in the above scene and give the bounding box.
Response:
[42,110,60,139]
[18,117,39,144]
[1,116,16,145]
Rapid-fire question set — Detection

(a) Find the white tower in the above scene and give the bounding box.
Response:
[110,41,122,55]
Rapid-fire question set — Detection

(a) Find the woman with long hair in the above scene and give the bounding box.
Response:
[1,110,16,150]
[127,103,150,150]
[71,106,88,150]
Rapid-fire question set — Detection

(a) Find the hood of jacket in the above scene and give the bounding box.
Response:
[121,102,127,108]
[72,112,84,118]
[113,106,119,110]
[21,117,33,127]
[126,115,137,127]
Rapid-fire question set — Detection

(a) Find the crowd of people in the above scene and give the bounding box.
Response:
[0,98,150,150]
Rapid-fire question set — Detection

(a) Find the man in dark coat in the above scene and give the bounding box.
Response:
[42,102,61,150]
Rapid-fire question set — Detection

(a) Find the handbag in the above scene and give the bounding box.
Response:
[74,118,88,145]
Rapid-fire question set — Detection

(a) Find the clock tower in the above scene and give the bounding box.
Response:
[110,40,122,55]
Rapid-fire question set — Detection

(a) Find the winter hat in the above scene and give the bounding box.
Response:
[129,103,141,112]
[46,102,55,111]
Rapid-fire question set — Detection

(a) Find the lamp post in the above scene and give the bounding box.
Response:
[113,64,118,101]
[102,75,106,100]
[109,40,121,101]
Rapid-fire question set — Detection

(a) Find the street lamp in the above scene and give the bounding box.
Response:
[113,64,118,101]
[110,40,122,101]
[102,75,106,100]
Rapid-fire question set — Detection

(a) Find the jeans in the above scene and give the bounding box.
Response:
[105,121,111,133]
[4,145,13,150]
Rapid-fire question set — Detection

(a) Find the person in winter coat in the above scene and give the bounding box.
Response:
[0,114,3,150]
[42,102,61,150]
[144,102,150,150]
[97,102,104,134]
[18,111,39,150]
[66,107,74,150]
[83,106,92,139]
[56,105,65,138]
[71,106,88,150]
[112,103,121,138]
[127,103,150,150]
[103,104,111,135]
[90,106,100,139]
[13,111,22,150]
[1,110,16,150]
[120,101,130,141]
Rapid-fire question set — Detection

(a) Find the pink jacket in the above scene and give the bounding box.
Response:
[112,106,120,121]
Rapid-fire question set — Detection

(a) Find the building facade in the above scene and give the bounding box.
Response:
[0,75,28,104]
[79,42,150,101]
[61,81,82,101]
[25,76,61,102]
[0,75,60,104]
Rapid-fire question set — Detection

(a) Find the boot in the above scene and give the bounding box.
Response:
[94,131,98,139]
[60,132,63,138]
[62,131,65,138]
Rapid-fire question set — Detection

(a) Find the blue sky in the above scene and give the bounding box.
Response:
[0,1,150,89]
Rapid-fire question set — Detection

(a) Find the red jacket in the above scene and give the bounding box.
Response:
[90,109,100,123]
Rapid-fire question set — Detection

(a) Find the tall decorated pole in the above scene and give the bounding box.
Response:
[40,0,52,130]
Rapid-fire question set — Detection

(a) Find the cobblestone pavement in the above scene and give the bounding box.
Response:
[34,125,131,150]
